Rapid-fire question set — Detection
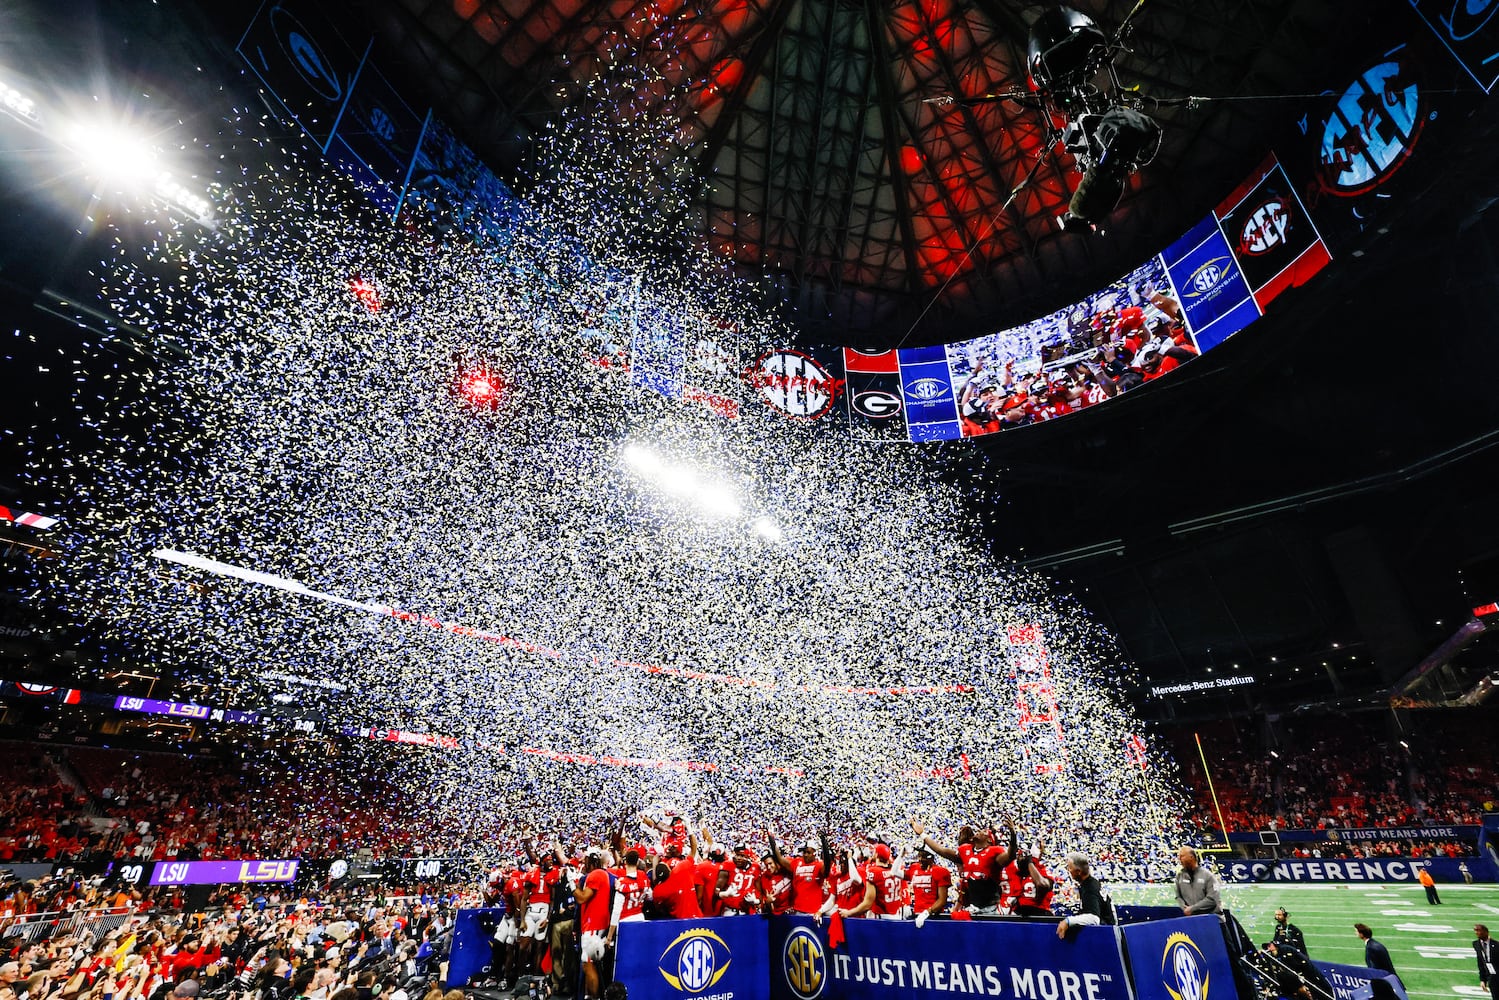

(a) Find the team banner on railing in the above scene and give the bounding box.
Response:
[1121,915,1237,1000]
[1226,825,1482,844]
[1311,960,1410,1000]
[617,915,771,1000]
[768,914,1131,1000]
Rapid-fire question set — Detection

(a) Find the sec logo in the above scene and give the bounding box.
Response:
[905,377,950,403]
[658,928,731,994]
[1319,61,1423,196]
[743,350,843,420]
[784,927,826,1000]
[1185,257,1231,298]
[1162,931,1210,1000]
[1237,199,1290,255]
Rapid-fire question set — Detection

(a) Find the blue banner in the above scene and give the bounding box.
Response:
[448,907,506,987]
[897,346,961,442]
[1311,960,1410,1000]
[1121,915,1237,1000]
[1219,856,1495,883]
[1160,217,1260,353]
[1225,825,1482,844]
[768,914,1131,1000]
[616,915,770,1000]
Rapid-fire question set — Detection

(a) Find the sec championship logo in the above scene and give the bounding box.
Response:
[784,927,826,1000]
[1237,199,1291,255]
[658,927,732,994]
[1162,931,1210,1000]
[1184,257,1232,299]
[744,350,844,420]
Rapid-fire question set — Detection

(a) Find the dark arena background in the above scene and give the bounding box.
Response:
[2,2,1498,1000]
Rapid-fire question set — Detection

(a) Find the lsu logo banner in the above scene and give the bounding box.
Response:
[617,916,769,1000]
[1123,916,1237,1000]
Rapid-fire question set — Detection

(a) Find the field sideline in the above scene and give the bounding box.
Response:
[1111,882,1496,999]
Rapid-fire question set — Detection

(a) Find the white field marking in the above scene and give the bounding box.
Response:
[1415,946,1484,960]
[1394,923,1460,933]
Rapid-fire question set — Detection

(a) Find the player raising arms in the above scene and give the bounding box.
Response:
[910,818,1015,916]
[767,829,833,915]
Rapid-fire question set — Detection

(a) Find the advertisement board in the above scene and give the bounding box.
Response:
[1218,857,1492,883]
[768,914,1132,1000]
[1312,960,1411,1000]
[148,859,300,886]
[1120,915,1238,1000]
[616,915,770,1000]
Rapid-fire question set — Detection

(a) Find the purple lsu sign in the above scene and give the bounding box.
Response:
[149,860,300,886]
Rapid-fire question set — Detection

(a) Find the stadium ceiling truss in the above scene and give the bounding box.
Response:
[367,0,1339,341]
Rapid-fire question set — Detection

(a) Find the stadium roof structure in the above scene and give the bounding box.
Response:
[355,0,1350,343]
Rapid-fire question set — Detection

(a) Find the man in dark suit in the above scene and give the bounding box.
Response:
[1356,924,1401,985]
[1475,925,1498,1000]
[1274,908,1308,955]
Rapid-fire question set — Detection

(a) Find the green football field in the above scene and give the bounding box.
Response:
[1111,881,1496,1000]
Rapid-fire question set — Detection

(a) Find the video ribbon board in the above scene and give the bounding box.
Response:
[904,254,1204,441]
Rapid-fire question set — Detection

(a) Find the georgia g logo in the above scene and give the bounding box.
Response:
[1162,931,1210,1000]
[658,928,731,994]
[784,927,826,1000]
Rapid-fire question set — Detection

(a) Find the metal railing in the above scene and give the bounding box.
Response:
[0,908,134,944]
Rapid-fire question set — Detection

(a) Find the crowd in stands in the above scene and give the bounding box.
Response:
[0,869,469,1000]
[1169,711,1498,840]
[0,747,459,870]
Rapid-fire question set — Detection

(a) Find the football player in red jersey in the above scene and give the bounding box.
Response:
[518,846,562,977]
[497,861,526,986]
[906,844,953,927]
[608,849,650,934]
[640,812,690,857]
[716,845,762,915]
[819,847,874,920]
[759,852,793,915]
[767,830,830,915]
[1005,848,1056,917]
[910,818,1015,916]
[1133,343,1181,382]
[697,844,730,917]
[651,852,703,919]
[574,851,612,1000]
[867,844,906,919]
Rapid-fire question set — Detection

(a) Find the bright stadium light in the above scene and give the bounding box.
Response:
[65,120,160,185]
[752,517,783,542]
[60,117,216,226]
[620,443,742,519]
[0,77,39,124]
